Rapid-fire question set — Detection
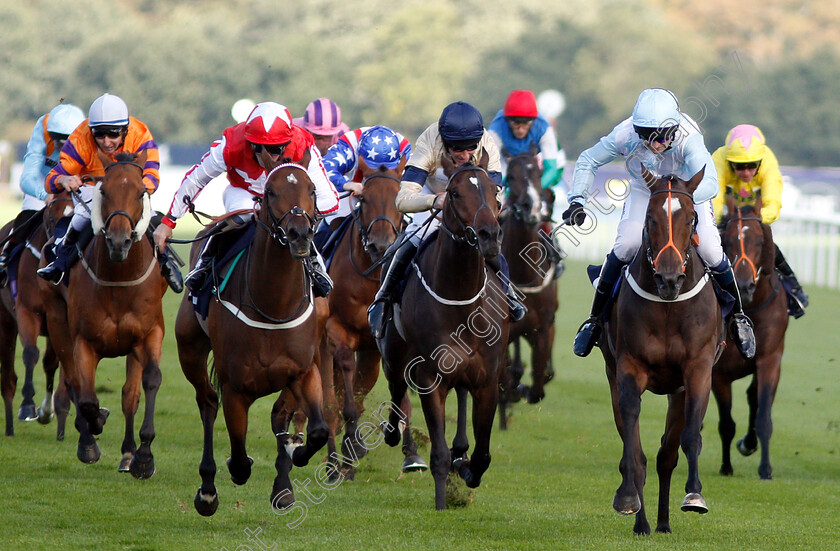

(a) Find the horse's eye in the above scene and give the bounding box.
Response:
[265,187,275,198]
[450,190,459,199]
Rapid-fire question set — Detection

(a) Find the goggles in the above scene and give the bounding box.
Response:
[48,132,70,144]
[254,141,291,156]
[634,125,678,144]
[730,161,761,171]
[445,140,480,153]
[506,116,536,125]
[92,126,126,139]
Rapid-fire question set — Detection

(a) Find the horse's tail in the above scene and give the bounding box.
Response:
[208,353,222,399]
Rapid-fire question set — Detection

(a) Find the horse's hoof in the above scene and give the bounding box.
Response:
[402,453,428,473]
[737,438,757,456]
[18,404,38,421]
[342,435,368,461]
[226,456,254,485]
[525,389,545,404]
[129,455,156,480]
[118,452,133,472]
[36,407,54,425]
[613,493,641,515]
[271,488,295,511]
[720,463,734,476]
[380,421,400,447]
[194,489,219,517]
[340,466,356,481]
[680,492,708,514]
[77,442,101,464]
[655,524,672,534]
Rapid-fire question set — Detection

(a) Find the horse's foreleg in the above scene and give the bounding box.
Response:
[451,387,470,460]
[16,309,41,421]
[53,367,70,440]
[221,386,255,485]
[37,337,60,425]
[0,306,18,435]
[754,353,782,480]
[73,339,105,436]
[270,390,298,510]
[680,362,712,515]
[525,328,551,403]
[334,342,362,471]
[346,348,381,458]
[611,363,646,518]
[456,382,498,489]
[399,393,427,472]
[287,365,328,468]
[739,376,759,455]
[712,376,736,475]
[419,384,450,510]
[118,354,142,472]
[382,360,409,448]
[509,339,524,402]
[129,332,162,481]
[654,392,686,534]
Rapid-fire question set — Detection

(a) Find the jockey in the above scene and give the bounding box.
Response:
[293,97,350,156]
[36,93,183,292]
[488,89,567,278]
[152,101,340,296]
[565,88,756,360]
[321,124,411,225]
[0,103,85,286]
[711,124,809,317]
[367,101,527,340]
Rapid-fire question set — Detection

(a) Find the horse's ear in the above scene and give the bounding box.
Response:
[685,165,705,195]
[640,165,657,189]
[136,149,148,167]
[529,142,540,156]
[440,152,456,178]
[396,154,408,176]
[358,156,373,177]
[754,190,763,216]
[478,148,489,170]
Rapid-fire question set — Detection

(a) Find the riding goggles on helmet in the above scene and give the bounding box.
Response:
[92,125,126,139]
[445,139,480,152]
[256,141,291,156]
[730,161,761,171]
[634,125,678,144]
[506,116,536,125]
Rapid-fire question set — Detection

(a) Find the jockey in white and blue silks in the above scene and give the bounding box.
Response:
[322,125,411,222]
[366,101,526,340]
[0,104,85,285]
[564,88,756,360]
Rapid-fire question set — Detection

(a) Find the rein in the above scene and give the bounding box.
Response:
[348,173,405,280]
[438,164,493,248]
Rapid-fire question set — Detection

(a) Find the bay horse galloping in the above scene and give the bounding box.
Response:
[378,153,510,510]
[175,162,328,516]
[0,193,72,436]
[599,167,721,535]
[498,147,558,428]
[713,205,788,479]
[320,160,424,478]
[40,151,166,477]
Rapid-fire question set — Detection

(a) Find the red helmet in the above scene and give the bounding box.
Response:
[243,102,294,144]
[503,90,538,118]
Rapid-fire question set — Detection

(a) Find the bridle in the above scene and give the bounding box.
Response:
[725,214,763,283]
[352,173,404,255]
[438,164,495,248]
[256,163,317,246]
[503,154,540,224]
[98,159,148,239]
[643,179,698,274]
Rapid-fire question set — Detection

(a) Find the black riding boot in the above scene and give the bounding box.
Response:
[0,210,40,286]
[774,245,808,317]
[711,266,756,360]
[36,223,94,285]
[307,244,333,298]
[573,251,626,357]
[368,239,417,340]
[485,254,527,322]
[157,250,184,293]
[184,233,220,294]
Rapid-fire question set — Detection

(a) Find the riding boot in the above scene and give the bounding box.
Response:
[0,242,11,287]
[774,244,808,316]
[540,221,565,280]
[306,244,333,298]
[36,223,94,285]
[184,233,219,294]
[0,210,39,286]
[485,254,527,322]
[711,265,756,360]
[368,239,417,340]
[157,250,184,293]
[574,251,626,357]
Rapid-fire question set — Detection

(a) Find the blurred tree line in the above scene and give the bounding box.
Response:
[1,0,838,166]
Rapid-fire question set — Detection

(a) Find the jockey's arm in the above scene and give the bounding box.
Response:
[322,138,356,192]
[538,125,562,189]
[758,149,784,224]
[306,146,340,216]
[19,116,51,201]
[568,128,622,204]
[396,168,437,212]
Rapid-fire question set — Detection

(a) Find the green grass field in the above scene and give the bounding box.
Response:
[0,197,838,550]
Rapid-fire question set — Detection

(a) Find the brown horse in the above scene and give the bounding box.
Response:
[40,151,166,477]
[378,152,510,510]
[598,167,722,535]
[0,193,72,436]
[713,205,788,479]
[497,148,558,428]
[319,160,425,478]
[175,161,328,516]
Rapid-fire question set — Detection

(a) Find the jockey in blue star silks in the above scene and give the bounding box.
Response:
[488,89,567,278]
[366,101,527,340]
[564,88,756,360]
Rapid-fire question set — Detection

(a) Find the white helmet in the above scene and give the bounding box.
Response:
[88,93,129,127]
[47,104,85,135]
[631,88,680,128]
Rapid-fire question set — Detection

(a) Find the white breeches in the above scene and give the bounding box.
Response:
[21,194,46,211]
[613,183,723,267]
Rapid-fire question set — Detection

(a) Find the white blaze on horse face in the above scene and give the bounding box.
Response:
[527,184,541,218]
[287,173,298,184]
[663,196,682,214]
[469,176,479,188]
[740,225,750,240]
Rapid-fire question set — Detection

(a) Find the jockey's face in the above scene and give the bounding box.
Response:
[310,133,334,156]
[644,139,671,154]
[731,162,759,183]
[92,126,126,156]
[447,147,474,166]
[251,142,289,170]
[507,117,534,139]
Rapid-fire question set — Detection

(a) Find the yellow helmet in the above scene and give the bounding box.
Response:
[724,124,767,163]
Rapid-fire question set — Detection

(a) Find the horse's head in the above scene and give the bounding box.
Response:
[91,151,152,262]
[355,158,406,261]
[721,205,771,303]
[440,150,501,258]
[501,144,542,226]
[262,162,317,259]
[641,166,703,300]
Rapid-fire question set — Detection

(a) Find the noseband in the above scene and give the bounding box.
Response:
[439,165,494,248]
[353,173,404,254]
[725,215,763,282]
[258,163,317,246]
[644,180,697,273]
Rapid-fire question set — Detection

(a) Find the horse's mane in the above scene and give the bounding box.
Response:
[114,151,138,163]
[736,205,757,216]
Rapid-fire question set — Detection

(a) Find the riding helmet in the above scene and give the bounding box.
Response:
[244,102,294,145]
[438,101,484,149]
[359,125,402,170]
[724,124,767,163]
[88,93,129,127]
[47,104,85,135]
